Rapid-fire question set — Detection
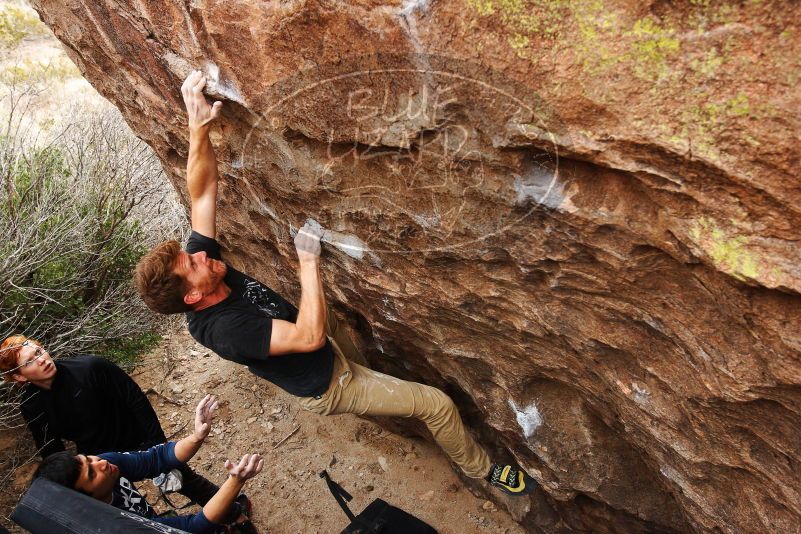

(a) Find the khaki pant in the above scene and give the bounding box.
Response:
[298,311,492,479]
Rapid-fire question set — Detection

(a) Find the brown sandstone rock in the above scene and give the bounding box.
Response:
[29,1,801,532]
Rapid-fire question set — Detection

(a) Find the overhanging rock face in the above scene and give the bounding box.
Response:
[30,1,801,532]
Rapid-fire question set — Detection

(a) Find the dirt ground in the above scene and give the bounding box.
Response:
[57,327,521,534]
[134,328,524,534]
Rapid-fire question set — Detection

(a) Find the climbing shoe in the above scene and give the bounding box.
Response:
[487,463,536,496]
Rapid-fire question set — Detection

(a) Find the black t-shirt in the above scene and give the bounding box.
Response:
[185,231,334,397]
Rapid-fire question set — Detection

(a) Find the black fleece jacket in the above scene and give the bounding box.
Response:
[19,355,165,457]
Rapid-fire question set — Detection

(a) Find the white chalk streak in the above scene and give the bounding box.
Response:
[509,399,542,438]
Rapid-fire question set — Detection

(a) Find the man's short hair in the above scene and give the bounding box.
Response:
[34,451,82,490]
[0,334,40,382]
[133,240,191,314]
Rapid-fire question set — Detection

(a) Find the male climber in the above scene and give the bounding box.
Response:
[134,70,533,496]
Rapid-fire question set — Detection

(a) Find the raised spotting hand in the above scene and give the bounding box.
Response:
[192,394,219,442]
[225,453,264,482]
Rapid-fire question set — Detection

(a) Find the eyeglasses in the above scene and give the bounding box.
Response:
[1,341,48,376]
[19,342,47,367]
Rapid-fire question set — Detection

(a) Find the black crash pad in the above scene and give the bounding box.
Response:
[11,478,188,534]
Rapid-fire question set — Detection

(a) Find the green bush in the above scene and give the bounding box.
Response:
[0,103,183,364]
[2,147,147,362]
[0,57,81,85]
[0,3,47,49]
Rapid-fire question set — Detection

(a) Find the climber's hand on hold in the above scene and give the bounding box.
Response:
[294,222,323,266]
[181,70,222,131]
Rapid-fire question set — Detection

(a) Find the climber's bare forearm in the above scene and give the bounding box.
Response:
[269,260,327,355]
[296,258,327,349]
[187,125,218,238]
[181,70,222,238]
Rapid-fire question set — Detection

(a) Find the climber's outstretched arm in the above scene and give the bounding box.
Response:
[182,70,223,239]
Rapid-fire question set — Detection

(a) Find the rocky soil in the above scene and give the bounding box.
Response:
[25,1,801,532]
[129,328,525,534]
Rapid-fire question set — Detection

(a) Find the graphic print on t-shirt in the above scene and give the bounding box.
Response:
[114,475,152,518]
[243,279,282,317]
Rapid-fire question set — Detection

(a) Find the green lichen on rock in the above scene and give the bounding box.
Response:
[571,0,623,75]
[675,91,755,160]
[509,33,530,55]
[463,0,777,174]
[689,47,724,78]
[678,98,722,161]
[726,93,750,117]
[624,17,680,80]
[465,0,568,37]
[464,0,681,80]
[467,0,496,16]
[690,218,759,280]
